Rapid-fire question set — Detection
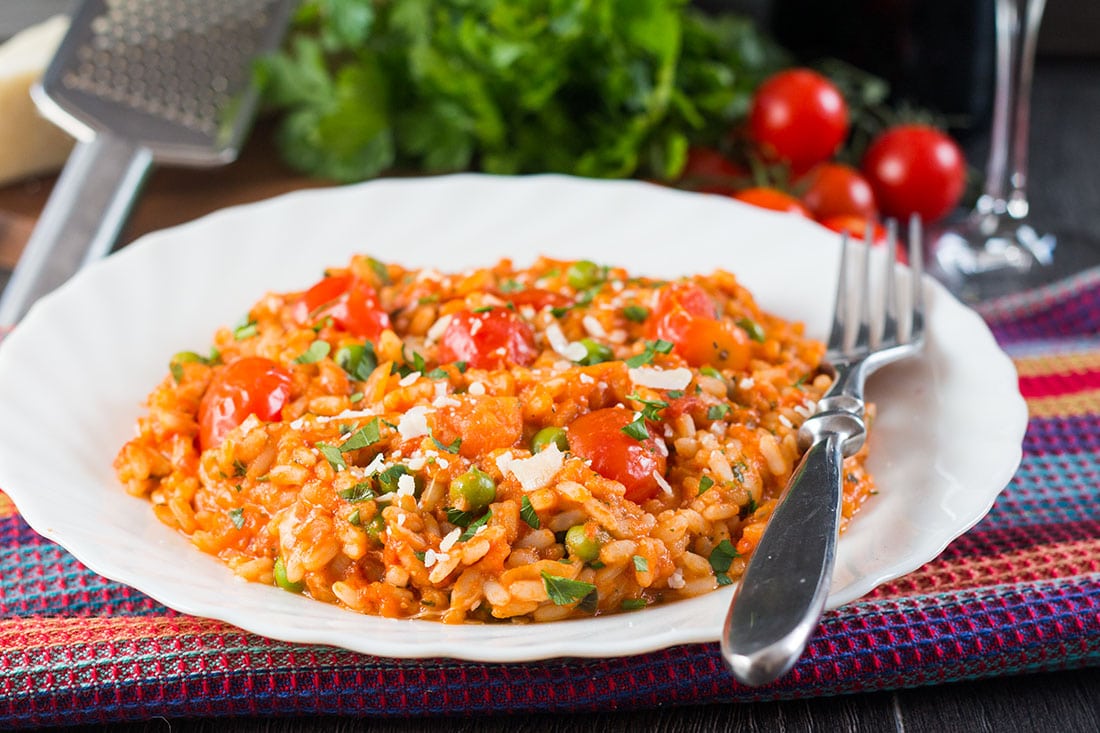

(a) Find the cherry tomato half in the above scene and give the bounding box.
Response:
[649,283,751,370]
[733,187,812,217]
[748,69,849,173]
[861,124,966,224]
[500,288,571,312]
[199,357,293,451]
[293,274,391,342]
[437,307,537,370]
[567,407,668,503]
[800,163,877,220]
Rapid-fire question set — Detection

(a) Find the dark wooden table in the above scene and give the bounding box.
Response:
[2,58,1098,733]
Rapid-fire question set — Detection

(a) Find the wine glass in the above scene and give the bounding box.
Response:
[928,0,1057,302]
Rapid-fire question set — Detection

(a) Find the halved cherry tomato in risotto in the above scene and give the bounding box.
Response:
[437,307,537,369]
[649,283,751,370]
[199,357,293,451]
[293,274,391,342]
[567,407,668,503]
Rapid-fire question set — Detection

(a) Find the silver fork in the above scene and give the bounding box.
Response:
[721,217,926,686]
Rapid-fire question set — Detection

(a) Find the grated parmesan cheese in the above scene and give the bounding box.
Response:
[468,381,486,396]
[629,366,692,391]
[582,315,607,339]
[504,444,564,492]
[399,371,421,387]
[653,470,673,496]
[439,527,462,552]
[668,569,686,589]
[425,313,453,344]
[397,474,417,496]
[397,405,432,439]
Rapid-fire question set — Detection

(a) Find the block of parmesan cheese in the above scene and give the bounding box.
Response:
[0,16,74,187]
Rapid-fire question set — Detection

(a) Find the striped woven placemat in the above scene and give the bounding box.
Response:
[3,270,1099,729]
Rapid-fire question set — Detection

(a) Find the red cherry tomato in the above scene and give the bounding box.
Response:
[861,124,966,223]
[733,187,812,217]
[819,216,908,265]
[681,146,748,195]
[437,308,537,369]
[748,69,849,173]
[293,274,391,342]
[800,163,877,220]
[199,357,293,451]
[649,283,751,370]
[567,407,668,503]
[500,288,571,311]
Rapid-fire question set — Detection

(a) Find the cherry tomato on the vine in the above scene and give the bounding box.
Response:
[199,357,293,451]
[437,307,537,370]
[748,69,849,173]
[680,146,748,195]
[800,163,877,220]
[733,187,812,217]
[860,124,966,224]
[293,274,391,342]
[567,407,668,503]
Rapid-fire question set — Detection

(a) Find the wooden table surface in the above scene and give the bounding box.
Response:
[2,59,1099,732]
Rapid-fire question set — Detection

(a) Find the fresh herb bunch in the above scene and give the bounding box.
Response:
[256,0,790,182]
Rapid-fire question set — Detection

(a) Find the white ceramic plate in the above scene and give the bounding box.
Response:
[0,174,1026,662]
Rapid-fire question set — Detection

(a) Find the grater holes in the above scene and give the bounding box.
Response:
[62,0,283,137]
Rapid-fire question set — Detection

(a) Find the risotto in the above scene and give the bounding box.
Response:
[114,255,875,623]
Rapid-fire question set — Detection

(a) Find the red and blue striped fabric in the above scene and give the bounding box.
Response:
[2,270,1100,729]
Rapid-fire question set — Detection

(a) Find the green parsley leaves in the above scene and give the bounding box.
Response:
[339,418,382,451]
[520,496,540,529]
[541,571,597,607]
[620,414,650,441]
[709,539,740,586]
[295,340,331,364]
[625,339,674,368]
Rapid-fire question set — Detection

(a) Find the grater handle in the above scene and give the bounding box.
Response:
[0,133,153,329]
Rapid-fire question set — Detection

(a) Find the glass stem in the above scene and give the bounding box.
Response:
[979,0,1047,222]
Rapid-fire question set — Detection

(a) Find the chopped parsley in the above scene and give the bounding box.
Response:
[339,418,382,451]
[348,509,362,526]
[632,555,649,573]
[709,539,740,585]
[429,429,462,454]
[627,393,668,421]
[472,305,495,313]
[339,482,376,503]
[444,507,477,528]
[498,278,525,293]
[541,571,597,606]
[621,598,647,610]
[577,588,599,614]
[666,390,685,399]
[312,316,334,332]
[294,340,331,364]
[454,361,468,373]
[376,464,409,493]
[736,317,767,343]
[697,476,715,495]
[520,495,540,529]
[414,550,427,563]
[620,414,650,441]
[459,510,492,541]
[232,459,248,478]
[336,342,378,381]
[699,365,723,380]
[425,367,449,379]
[550,305,572,319]
[317,443,346,471]
[707,404,731,420]
[740,493,758,518]
[228,508,244,529]
[169,362,184,383]
[625,339,674,368]
[367,257,391,284]
[622,304,649,323]
[349,391,364,403]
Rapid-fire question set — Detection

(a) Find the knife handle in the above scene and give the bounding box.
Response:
[721,432,845,686]
[0,132,152,329]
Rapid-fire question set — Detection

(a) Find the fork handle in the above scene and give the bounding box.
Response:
[721,433,844,686]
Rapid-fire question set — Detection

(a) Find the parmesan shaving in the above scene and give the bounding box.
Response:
[439,527,462,552]
[628,366,692,391]
[504,444,564,492]
[397,405,432,439]
[399,371,421,387]
[425,314,453,344]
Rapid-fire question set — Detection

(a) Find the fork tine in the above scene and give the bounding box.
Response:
[908,214,925,344]
[882,218,899,347]
[857,222,874,351]
[826,233,850,354]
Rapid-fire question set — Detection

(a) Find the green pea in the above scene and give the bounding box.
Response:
[273,556,304,594]
[449,467,497,511]
[566,260,604,290]
[364,514,386,544]
[576,338,614,365]
[531,426,569,454]
[565,524,603,563]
